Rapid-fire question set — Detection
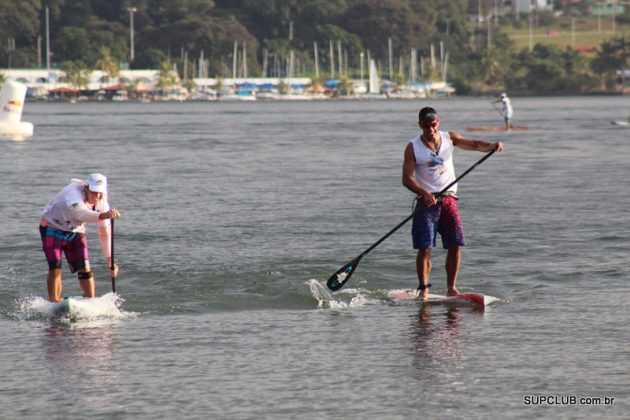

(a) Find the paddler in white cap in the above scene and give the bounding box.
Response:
[492,92,513,130]
[39,173,121,302]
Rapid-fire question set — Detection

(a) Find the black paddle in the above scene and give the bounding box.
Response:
[326,149,496,291]
[110,218,116,293]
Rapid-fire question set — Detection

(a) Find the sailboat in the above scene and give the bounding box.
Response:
[358,59,387,99]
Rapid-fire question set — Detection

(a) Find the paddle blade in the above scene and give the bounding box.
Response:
[326,256,362,291]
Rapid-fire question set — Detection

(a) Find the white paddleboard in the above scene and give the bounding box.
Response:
[389,290,499,307]
[611,120,630,127]
[50,297,78,317]
[44,293,125,320]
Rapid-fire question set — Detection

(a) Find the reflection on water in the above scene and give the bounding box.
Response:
[409,306,485,377]
[42,322,121,409]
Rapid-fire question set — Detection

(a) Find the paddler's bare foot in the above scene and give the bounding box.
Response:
[447,288,460,297]
[416,283,431,301]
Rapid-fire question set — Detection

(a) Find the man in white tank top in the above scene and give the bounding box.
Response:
[402,107,503,300]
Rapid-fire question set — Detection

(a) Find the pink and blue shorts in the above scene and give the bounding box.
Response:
[39,225,89,272]
[412,196,466,249]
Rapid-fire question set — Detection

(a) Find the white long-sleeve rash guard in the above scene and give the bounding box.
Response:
[41,179,112,260]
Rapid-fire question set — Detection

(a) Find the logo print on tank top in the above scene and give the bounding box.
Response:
[427,152,445,175]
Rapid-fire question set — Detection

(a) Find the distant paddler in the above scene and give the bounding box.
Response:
[39,174,121,302]
[492,92,513,130]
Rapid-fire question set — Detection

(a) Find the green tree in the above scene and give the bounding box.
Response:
[304,24,363,72]
[60,60,90,89]
[126,77,141,99]
[156,60,180,91]
[140,16,259,75]
[337,74,352,95]
[337,0,423,59]
[478,47,504,88]
[56,27,98,64]
[143,0,216,25]
[95,47,121,84]
[0,0,40,40]
[0,0,40,67]
[506,44,597,94]
[133,48,168,69]
[277,79,289,94]
[53,17,127,66]
[591,36,630,89]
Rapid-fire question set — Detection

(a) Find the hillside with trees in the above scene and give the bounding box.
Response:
[0,0,629,94]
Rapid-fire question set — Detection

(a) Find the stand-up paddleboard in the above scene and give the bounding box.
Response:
[51,297,79,317]
[46,293,124,321]
[465,126,529,132]
[389,290,499,307]
[611,120,630,127]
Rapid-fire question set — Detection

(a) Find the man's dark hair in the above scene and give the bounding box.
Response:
[419,107,438,124]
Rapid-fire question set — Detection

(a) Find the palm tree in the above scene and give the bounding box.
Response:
[423,64,442,83]
[156,61,180,95]
[60,61,90,90]
[95,47,120,85]
[277,80,289,94]
[126,77,142,99]
[338,75,352,96]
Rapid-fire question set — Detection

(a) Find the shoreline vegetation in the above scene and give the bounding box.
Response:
[0,1,629,101]
[3,75,629,104]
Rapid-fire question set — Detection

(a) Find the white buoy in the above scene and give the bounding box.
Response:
[0,81,34,140]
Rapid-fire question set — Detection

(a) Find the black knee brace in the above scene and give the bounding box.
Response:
[78,271,93,280]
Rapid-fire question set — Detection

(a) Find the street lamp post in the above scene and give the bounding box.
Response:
[128,7,137,62]
[45,6,50,72]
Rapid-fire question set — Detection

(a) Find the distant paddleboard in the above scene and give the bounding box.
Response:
[465,127,529,132]
[389,290,499,307]
[611,120,630,127]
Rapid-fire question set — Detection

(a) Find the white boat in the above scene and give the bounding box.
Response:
[190,88,218,101]
[0,81,34,140]
[357,60,387,100]
[387,83,427,99]
[256,89,281,100]
[277,92,313,101]
[425,81,456,97]
[111,90,129,101]
[219,88,256,101]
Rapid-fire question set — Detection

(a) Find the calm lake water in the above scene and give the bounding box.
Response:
[1,97,629,418]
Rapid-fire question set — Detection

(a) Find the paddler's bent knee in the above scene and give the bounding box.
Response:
[77,270,93,280]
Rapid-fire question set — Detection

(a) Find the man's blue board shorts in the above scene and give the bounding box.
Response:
[412,196,466,249]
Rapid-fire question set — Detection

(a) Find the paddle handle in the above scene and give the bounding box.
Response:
[110,218,115,293]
